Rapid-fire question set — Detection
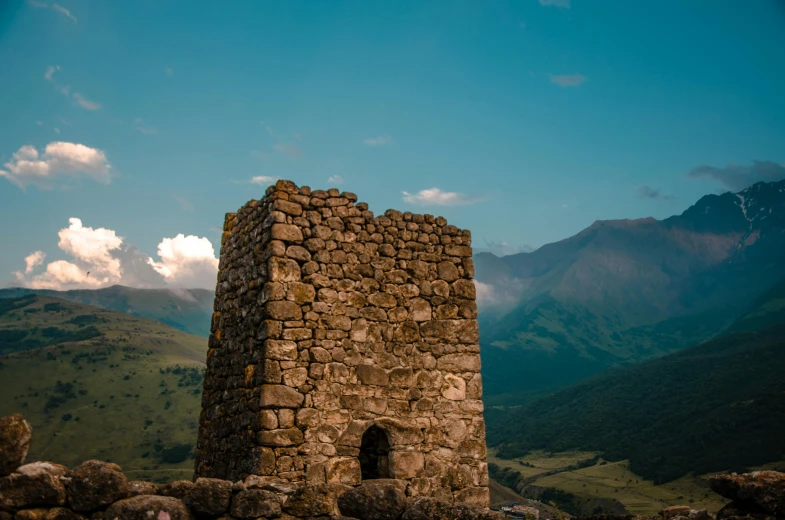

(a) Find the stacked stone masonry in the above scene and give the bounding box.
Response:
[195,180,490,507]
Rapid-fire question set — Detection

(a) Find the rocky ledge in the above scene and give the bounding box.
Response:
[0,415,504,520]
[2,413,784,520]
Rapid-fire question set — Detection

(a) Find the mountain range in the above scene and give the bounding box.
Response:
[4,181,784,405]
[475,180,785,400]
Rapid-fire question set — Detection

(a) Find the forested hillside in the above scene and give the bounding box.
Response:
[486,322,785,483]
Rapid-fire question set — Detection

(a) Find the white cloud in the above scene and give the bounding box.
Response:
[250,175,278,185]
[53,127,60,134]
[539,0,570,8]
[14,218,123,289]
[73,93,101,111]
[36,121,43,126]
[475,281,497,304]
[44,65,60,81]
[473,278,529,309]
[0,141,112,190]
[28,1,77,22]
[363,135,393,147]
[549,73,587,87]
[51,3,77,22]
[402,187,485,206]
[24,251,46,274]
[14,218,219,290]
[327,175,344,185]
[57,218,123,277]
[147,234,219,289]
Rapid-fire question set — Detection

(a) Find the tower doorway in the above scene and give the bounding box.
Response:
[359,425,391,479]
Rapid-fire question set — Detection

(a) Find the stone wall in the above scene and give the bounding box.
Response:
[0,414,508,520]
[196,180,489,506]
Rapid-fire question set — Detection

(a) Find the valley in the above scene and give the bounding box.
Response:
[488,449,734,516]
[0,295,207,483]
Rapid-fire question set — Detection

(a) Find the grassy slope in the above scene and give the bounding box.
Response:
[0,295,207,483]
[488,450,728,515]
[0,286,214,338]
[486,322,785,484]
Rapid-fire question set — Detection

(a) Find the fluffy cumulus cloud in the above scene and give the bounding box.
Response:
[402,187,485,206]
[549,73,586,87]
[687,160,785,191]
[147,235,219,289]
[23,251,46,274]
[0,142,112,190]
[13,218,219,290]
[327,175,344,185]
[363,135,393,146]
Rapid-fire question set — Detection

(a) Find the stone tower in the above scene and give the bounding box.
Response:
[195,180,489,506]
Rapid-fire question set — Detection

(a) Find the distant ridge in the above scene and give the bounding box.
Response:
[0,285,213,338]
[475,180,785,399]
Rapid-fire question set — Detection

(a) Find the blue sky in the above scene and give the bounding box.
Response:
[1,0,784,289]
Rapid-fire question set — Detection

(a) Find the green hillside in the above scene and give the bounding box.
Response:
[0,285,214,338]
[486,322,785,483]
[0,295,208,482]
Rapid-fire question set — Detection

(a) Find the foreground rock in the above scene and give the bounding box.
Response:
[402,496,506,520]
[64,460,130,512]
[104,495,192,520]
[0,414,33,476]
[710,471,785,518]
[282,483,349,517]
[337,480,407,520]
[0,472,66,509]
